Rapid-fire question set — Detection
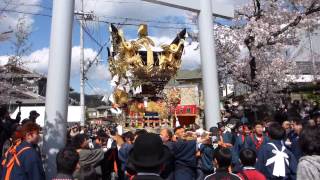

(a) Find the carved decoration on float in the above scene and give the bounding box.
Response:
[108,24,187,108]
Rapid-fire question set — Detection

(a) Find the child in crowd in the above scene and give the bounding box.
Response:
[237,148,266,180]
[232,123,250,171]
[246,121,269,153]
[204,147,241,180]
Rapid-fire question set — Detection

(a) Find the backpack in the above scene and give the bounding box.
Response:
[265,142,289,178]
[1,140,31,180]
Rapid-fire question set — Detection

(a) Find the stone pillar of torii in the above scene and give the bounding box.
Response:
[143,0,234,128]
[43,0,233,178]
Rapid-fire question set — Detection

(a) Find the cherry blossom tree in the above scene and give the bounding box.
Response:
[230,0,320,106]
[190,0,320,107]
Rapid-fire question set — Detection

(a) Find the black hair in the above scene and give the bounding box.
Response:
[217,122,224,129]
[268,122,285,140]
[72,134,88,149]
[213,147,232,168]
[292,117,302,125]
[299,125,320,156]
[209,127,219,137]
[96,129,109,139]
[239,148,257,166]
[122,131,135,142]
[253,121,264,127]
[174,126,183,133]
[96,130,109,145]
[56,147,79,175]
[135,129,148,137]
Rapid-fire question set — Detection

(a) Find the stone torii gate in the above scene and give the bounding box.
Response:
[142,0,234,128]
[43,0,233,178]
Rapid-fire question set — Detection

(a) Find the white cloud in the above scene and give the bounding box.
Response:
[0,46,111,81]
[181,42,201,70]
[0,33,200,80]
[0,0,41,33]
[76,0,187,20]
[0,56,10,65]
[149,35,201,70]
[75,0,195,37]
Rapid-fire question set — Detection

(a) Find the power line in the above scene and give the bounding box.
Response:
[2,2,52,10]
[76,18,191,30]
[84,42,108,76]
[90,80,109,95]
[81,21,104,47]
[98,0,150,4]
[1,9,52,17]
[3,9,192,30]
[100,15,196,26]
[86,81,105,95]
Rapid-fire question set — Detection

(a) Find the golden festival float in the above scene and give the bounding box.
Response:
[108,24,186,128]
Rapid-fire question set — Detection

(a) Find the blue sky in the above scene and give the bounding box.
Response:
[0,0,246,95]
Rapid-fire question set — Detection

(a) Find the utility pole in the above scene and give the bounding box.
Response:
[75,1,94,126]
[79,4,85,126]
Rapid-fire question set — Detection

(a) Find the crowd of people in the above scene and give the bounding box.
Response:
[0,101,320,180]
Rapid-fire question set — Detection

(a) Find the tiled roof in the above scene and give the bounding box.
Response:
[175,69,202,80]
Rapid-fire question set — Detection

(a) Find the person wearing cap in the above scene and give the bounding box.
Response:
[21,110,40,125]
[217,122,233,148]
[128,133,172,180]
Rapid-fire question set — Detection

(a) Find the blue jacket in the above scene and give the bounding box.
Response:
[256,140,297,180]
[288,133,302,160]
[118,143,133,171]
[1,141,45,180]
[173,140,197,168]
[232,134,249,170]
[245,134,269,154]
[199,144,214,173]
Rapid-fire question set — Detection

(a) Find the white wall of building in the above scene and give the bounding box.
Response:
[11,106,81,127]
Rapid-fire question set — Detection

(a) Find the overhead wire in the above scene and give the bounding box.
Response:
[86,81,106,95]
[75,18,191,30]
[97,0,150,5]
[4,9,192,30]
[2,2,52,10]
[81,21,104,47]
[84,41,108,76]
[100,15,196,26]
[1,9,52,17]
